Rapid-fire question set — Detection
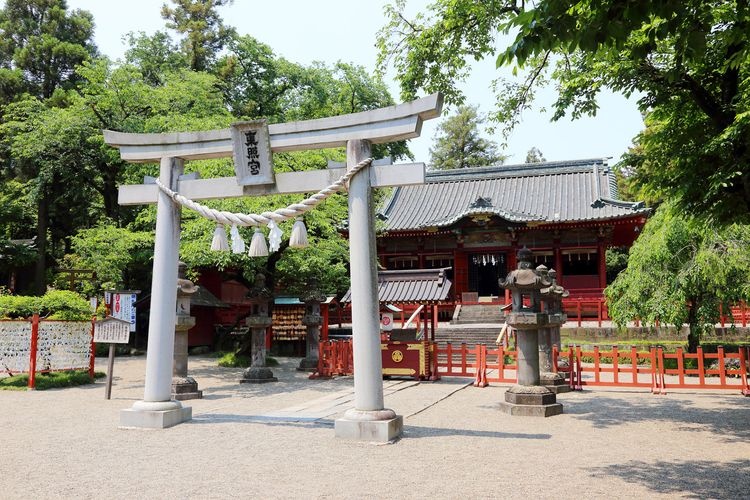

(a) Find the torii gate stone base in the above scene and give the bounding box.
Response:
[106,94,442,442]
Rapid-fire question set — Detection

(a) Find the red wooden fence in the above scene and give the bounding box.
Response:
[312,339,750,396]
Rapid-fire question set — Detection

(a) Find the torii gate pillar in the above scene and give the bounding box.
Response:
[334,140,402,441]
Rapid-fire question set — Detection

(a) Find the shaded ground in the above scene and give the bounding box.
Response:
[2,355,749,499]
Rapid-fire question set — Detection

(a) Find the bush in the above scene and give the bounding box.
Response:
[0,290,91,320]
[217,352,251,368]
[217,352,279,368]
[0,370,105,390]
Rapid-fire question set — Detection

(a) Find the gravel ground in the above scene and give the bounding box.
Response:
[2,355,749,499]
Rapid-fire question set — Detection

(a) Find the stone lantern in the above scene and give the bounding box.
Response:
[240,273,277,383]
[298,281,327,372]
[171,262,202,400]
[498,247,563,417]
[539,267,570,394]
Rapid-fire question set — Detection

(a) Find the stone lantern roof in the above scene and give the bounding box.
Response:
[499,247,550,291]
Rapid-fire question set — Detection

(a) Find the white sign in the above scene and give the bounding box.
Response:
[94,318,131,344]
[112,293,137,332]
[380,313,394,332]
[231,120,274,186]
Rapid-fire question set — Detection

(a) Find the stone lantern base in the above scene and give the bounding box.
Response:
[240,366,278,383]
[540,372,571,394]
[499,385,563,417]
[171,376,203,400]
[297,357,318,372]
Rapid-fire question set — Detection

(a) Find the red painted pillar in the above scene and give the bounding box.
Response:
[322,304,329,341]
[453,250,469,300]
[28,314,39,389]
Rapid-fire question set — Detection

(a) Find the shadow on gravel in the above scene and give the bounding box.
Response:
[189,414,334,428]
[565,393,750,442]
[404,425,551,440]
[590,459,750,499]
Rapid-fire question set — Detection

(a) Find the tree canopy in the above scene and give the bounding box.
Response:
[378,0,750,223]
[606,202,750,351]
[0,0,410,299]
[429,104,504,170]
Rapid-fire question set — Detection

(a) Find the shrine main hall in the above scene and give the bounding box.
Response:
[374,158,649,309]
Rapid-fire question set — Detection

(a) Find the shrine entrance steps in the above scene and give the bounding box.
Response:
[435,323,502,346]
[451,303,505,324]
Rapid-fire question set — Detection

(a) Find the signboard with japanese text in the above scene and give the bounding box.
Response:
[94,317,131,344]
[110,292,137,332]
[231,120,274,186]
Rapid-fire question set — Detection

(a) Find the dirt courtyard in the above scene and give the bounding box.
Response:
[2,355,749,499]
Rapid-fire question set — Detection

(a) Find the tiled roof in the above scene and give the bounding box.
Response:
[380,158,649,231]
[341,268,452,304]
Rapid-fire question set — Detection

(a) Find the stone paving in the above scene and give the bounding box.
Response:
[2,355,749,499]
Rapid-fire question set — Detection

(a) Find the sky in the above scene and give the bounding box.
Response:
[67,0,645,166]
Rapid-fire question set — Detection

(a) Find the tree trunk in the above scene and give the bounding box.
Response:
[686,300,700,353]
[34,194,48,296]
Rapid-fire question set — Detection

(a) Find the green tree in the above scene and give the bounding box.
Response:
[54,223,154,296]
[0,0,97,294]
[124,31,187,85]
[378,0,750,222]
[429,105,503,170]
[161,0,235,72]
[606,203,750,352]
[525,147,545,163]
[0,0,97,99]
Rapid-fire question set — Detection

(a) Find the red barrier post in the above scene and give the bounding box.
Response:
[697,346,705,386]
[741,347,750,396]
[676,347,685,387]
[718,346,726,387]
[630,346,638,384]
[28,314,39,389]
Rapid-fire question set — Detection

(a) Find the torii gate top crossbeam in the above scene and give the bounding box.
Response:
[103,94,443,163]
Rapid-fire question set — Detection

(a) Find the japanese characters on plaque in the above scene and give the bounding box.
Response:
[230,120,274,186]
[94,318,131,344]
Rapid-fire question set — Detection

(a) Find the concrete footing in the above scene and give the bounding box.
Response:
[120,400,192,429]
[499,385,563,417]
[171,377,203,400]
[334,408,403,443]
[240,366,278,384]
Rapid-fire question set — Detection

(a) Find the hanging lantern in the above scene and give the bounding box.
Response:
[289,217,309,248]
[230,225,245,254]
[268,221,283,252]
[248,228,269,257]
[210,223,229,251]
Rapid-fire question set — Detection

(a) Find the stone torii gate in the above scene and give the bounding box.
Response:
[104,94,442,441]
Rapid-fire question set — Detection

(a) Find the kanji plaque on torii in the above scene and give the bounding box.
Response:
[104,93,443,441]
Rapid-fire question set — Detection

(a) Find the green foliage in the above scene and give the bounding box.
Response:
[605,246,629,284]
[378,0,750,222]
[525,147,546,163]
[0,290,91,319]
[0,0,97,99]
[64,223,153,292]
[429,105,505,170]
[161,0,235,72]
[0,370,105,391]
[605,203,750,351]
[217,351,250,368]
